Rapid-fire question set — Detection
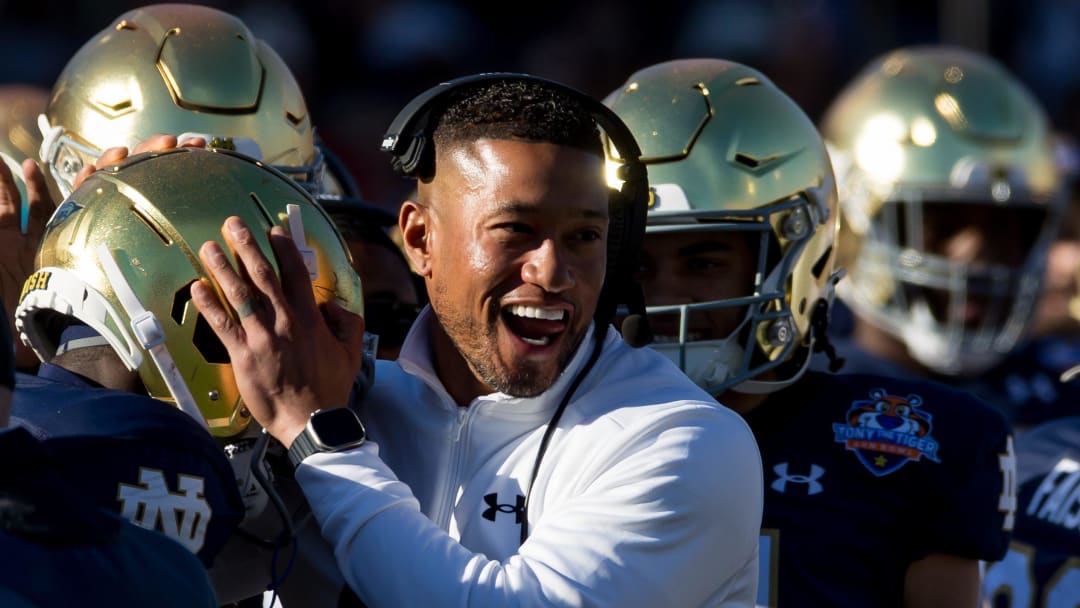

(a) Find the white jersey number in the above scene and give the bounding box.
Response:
[982,541,1080,607]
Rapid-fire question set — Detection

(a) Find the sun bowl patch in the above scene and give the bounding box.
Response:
[833,388,940,476]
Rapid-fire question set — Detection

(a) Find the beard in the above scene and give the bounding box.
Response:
[430,281,585,398]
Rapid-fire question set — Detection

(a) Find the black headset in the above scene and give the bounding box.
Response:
[380,72,651,344]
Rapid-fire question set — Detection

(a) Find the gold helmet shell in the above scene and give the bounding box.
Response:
[15,147,363,438]
[39,3,320,198]
[605,58,840,395]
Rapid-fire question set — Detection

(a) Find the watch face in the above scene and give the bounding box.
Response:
[311,407,366,448]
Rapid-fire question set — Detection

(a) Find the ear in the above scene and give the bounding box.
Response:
[400,199,432,277]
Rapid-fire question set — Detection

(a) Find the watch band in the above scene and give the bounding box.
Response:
[287,408,366,470]
[287,426,320,469]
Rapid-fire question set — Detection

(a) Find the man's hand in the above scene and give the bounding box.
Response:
[71,134,207,191]
[0,158,55,369]
[190,216,366,448]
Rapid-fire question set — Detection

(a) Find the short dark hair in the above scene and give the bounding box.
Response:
[432,80,602,156]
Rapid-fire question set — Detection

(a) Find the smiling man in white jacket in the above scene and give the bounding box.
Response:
[191,73,763,607]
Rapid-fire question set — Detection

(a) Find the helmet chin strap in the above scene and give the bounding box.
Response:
[37,113,95,199]
[96,244,209,432]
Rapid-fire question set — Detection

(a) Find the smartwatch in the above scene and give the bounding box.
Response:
[287,407,367,469]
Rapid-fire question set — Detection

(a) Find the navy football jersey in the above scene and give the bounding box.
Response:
[0,427,217,607]
[982,416,1080,607]
[814,300,1080,430]
[959,337,1080,429]
[745,371,1015,607]
[10,363,245,567]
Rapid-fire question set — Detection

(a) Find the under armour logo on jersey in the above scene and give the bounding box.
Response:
[117,468,211,554]
[771,463,825,495]
[482,493,525,523]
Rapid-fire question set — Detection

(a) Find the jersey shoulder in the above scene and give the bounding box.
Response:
[0,431,216,607]
[10,372,245,566]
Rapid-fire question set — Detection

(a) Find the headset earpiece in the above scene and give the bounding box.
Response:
[393,134,432,180]
[381,72,651,343]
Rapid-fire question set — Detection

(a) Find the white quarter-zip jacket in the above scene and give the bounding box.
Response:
[296,309,763,606]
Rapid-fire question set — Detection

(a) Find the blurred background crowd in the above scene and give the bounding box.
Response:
[3,0,1077,210]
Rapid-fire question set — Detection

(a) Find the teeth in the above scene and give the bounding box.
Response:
[507,305,565,321]
[521,336,552,346]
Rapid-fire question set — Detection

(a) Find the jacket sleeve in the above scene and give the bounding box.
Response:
[296,404,763,607]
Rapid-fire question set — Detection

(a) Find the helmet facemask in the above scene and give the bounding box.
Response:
[643,193,834,395]
[843,197,1055,375]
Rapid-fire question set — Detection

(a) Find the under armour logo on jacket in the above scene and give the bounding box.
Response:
[771,463,825,495]
[482,493,525,523]
[117,467,211,553]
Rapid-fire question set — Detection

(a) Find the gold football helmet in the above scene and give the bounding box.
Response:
[38,3,323,198]
[823,46,1064,375]
[15,147,363,438]
[605,58,841,395]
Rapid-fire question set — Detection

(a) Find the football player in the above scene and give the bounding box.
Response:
[818,46,1073,429]
[605,58,1016,607]
[981,415,1080,607]
[0,294,219,606]
[10,147,365,605]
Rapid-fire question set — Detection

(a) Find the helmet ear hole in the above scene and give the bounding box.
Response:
[174,278,242,367]
[193,314,229,364]
[811,245,833,279]
[172,280,196,324]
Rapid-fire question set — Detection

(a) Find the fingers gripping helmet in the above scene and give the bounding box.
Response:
[15,147,363,438]
[823,46,1064,375]
[38,3,323,198]
[605,58,841,395]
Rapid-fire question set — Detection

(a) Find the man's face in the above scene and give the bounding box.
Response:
[638,228,758,343]
[422,139,609,397]
[915,202,1046,327]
